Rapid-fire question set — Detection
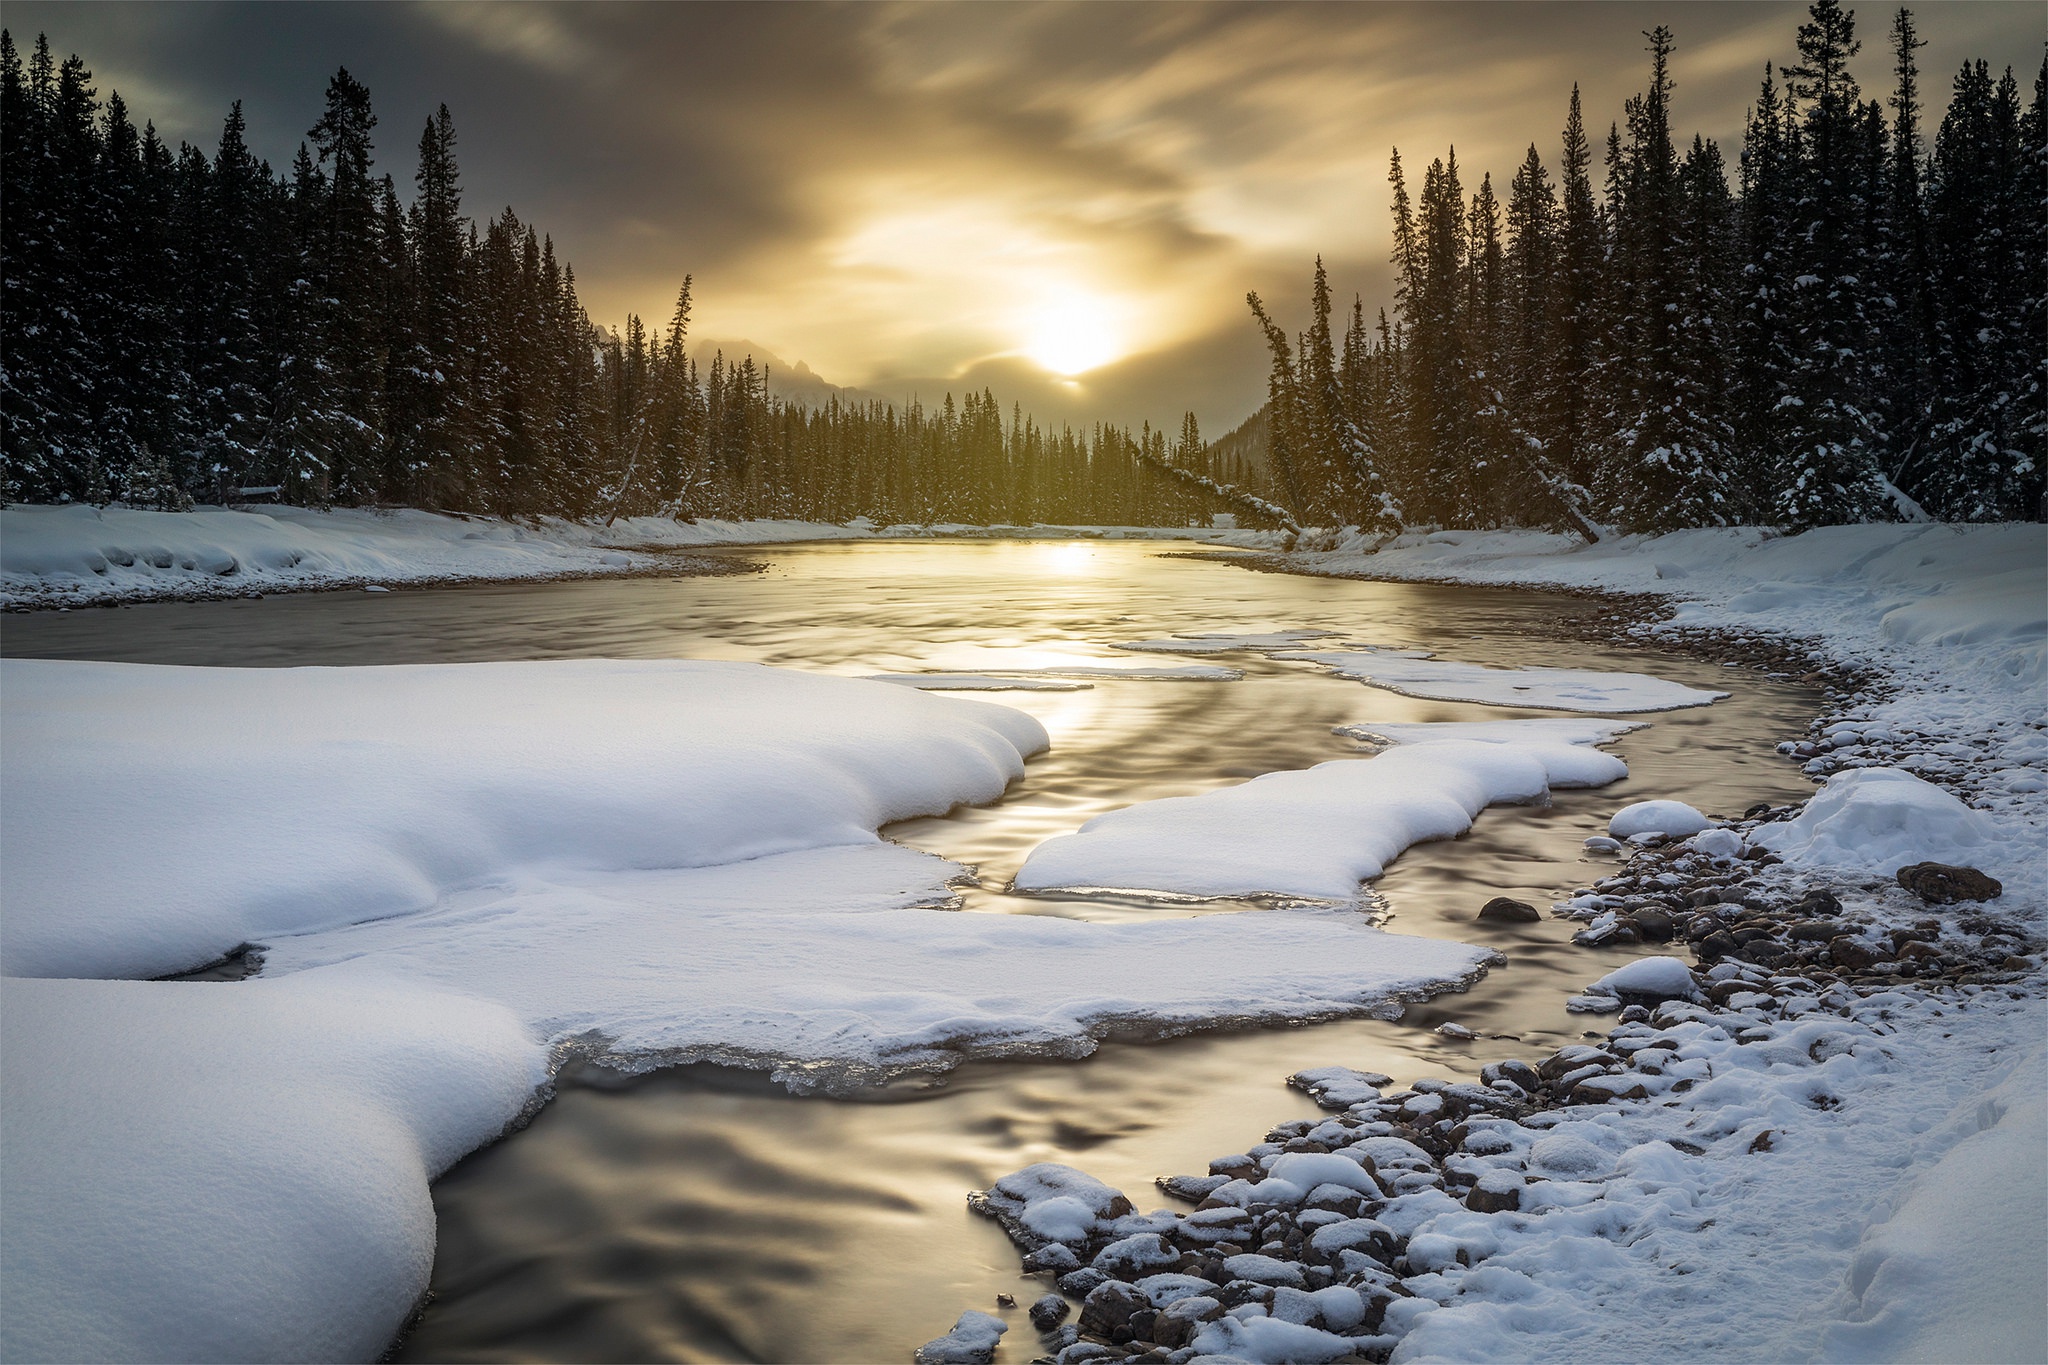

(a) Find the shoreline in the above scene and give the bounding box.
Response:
[931,529,2046,1364]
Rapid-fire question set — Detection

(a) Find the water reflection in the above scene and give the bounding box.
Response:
[2,539,1823,1363]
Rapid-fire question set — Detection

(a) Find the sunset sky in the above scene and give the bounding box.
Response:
[16,1,2039,432]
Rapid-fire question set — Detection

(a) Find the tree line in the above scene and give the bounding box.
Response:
[0,33,1237,526]
[1238,1,2044,535]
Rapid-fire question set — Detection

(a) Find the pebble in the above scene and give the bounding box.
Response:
[1476,896,1541,923]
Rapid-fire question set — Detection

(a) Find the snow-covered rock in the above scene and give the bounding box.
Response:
[1608,799,1713,839]
[1588,955,1700,1002]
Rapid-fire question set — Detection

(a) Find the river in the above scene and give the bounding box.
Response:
[1,538,1821,1363]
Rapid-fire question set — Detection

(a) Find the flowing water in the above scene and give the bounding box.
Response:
[1,539,1822,1363]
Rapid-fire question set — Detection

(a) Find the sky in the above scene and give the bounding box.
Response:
[13,1,2039,435]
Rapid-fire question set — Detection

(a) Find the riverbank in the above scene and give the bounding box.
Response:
[942,523,2046,1364]
[0,503,1285,608]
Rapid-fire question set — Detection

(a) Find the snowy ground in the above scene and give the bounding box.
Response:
[946,522,2045,1365]
[0,503,1283,607]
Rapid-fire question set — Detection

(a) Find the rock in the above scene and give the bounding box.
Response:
[1078,1280,1148,1340]
[1827,936,1893,970]
[1023,1243,1081,1275]
[1696,930,1741,962]
[1895,940,1944,964]
[1798,888,1843,915]
[1030,1295,1071,1332]
[1788,919,1844,942]
[1477,896,1541,923]
[1465,1178,1522,1213]
[1632,909,1676,942]
[1058,1268,1109,1298]
[1895,862,2002,904]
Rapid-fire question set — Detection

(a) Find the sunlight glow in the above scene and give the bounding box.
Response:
[1022,293,1121,376]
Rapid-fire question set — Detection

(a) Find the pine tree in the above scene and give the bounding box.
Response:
[1775,0,1889,525]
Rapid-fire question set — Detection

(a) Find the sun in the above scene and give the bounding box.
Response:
[1022,292,1121,376]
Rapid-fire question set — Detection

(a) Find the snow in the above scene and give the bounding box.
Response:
[1274,648,1728,713]
[1749,767,2003,877]
[914,1310,1007,1365]
[1114,629,1337,653]
[1818,1043,2048,1364]
[257,841,1496,1089]
[0,973,545,1364]
[0,503,872,606]
[1338,718,1645,750]
[1014,735,1629,901]
[1,658,1048,980]
[1608,799,1713,839]
[1587,955,1700,1001]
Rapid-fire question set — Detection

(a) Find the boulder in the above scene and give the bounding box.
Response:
[1895,862,2002,904]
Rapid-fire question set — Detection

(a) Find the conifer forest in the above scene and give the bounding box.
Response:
[1,2,2041,533]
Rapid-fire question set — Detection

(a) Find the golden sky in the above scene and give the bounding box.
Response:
[18,1,2041,432]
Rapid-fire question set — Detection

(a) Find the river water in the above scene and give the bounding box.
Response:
[1,539,1821,1363]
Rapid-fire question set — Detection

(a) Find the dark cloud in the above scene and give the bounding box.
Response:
[8,1,2040,433]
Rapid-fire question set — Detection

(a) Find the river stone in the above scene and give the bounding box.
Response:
[1828,936,1892,970]
[914,1310,1008,1365]
[1078,1280,1147,1339]
[1476,896,1541,923]
[1895,862,2002,904]
[1632,909,1676,942]
[1788,919,1843,942]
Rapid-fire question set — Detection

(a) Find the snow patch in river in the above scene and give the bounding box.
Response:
[1274,648,1727,713]
[1014,735,1630,901]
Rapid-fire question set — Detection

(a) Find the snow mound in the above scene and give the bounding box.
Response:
[0,973,545,1364]
[1749,767,1999,876]
[0,659,1047,979]
[1608,800,1713,839]
[1275,649,1726,713]
[1114,629,1337,653]
[1014,738,1628,901]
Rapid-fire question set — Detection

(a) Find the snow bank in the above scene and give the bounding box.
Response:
[1749,767,2003,876]
[0,503,872,605]
[0,973,545,1363]
[1274,648,1726,712]
[1014,735,1628,901]
[0,658,1048,979]
[1819,1043,2048,1363]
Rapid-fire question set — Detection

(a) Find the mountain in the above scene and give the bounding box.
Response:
[688,338,892,409]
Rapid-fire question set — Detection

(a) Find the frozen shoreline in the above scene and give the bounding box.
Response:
[0,503,1286,608]
[944,522,2047,1365]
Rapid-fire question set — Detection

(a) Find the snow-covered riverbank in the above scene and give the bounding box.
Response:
[0,503,1284,607]
[943,523,2044,1364]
